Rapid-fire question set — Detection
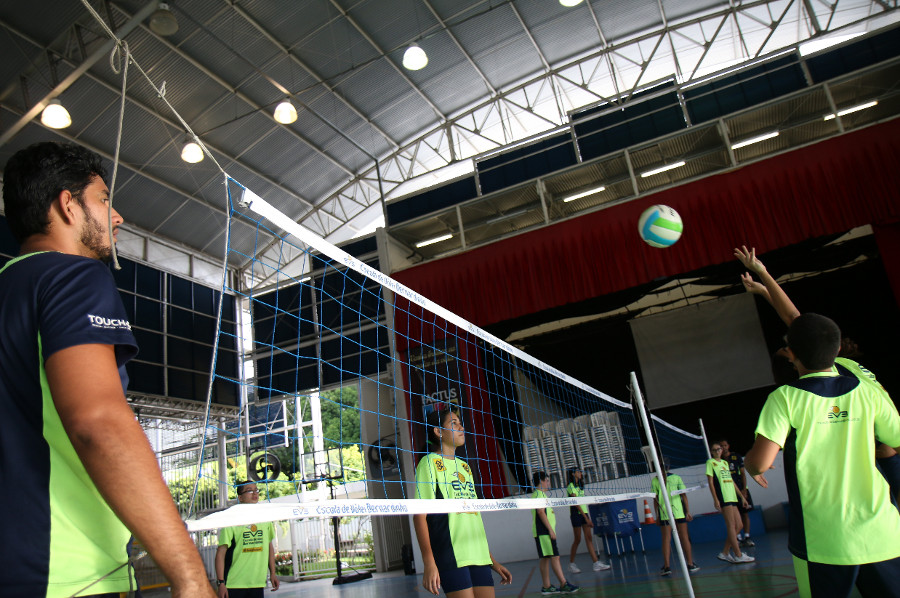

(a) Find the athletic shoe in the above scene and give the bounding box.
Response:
[660,566,671,576]
[592,560,611,571]
[568,562,581,573]
[541,586,560,595]
[742,537,755,547]
[560,582,580,593]
[737,531,745,542]
[731,553,755,563]
[716,552,732,562]
[688,563,701,573]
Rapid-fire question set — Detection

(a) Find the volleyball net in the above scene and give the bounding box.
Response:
[186,178,708,531]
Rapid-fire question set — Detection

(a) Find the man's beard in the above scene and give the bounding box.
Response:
[81,208,113,263]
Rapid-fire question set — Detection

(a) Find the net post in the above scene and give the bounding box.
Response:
[630,372,696,598]
[699,418,711,460]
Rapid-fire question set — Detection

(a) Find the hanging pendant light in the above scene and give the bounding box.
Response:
[181,139,204,163]
[402,43,428,70]
[41,99,72,129]
[273,98,298,124]
[149,3,179,36]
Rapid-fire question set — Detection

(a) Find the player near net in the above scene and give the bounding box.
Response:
[413,408,512,597]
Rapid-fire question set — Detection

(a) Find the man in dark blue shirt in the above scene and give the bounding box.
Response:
[0,142,214,598]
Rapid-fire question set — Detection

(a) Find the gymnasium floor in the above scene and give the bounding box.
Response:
[169,530,861,598]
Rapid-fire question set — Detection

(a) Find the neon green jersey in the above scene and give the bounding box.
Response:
[218,521,275,588]
[532,489,556,536]
[414,453,491,568]
[651,474,686,521]
[756,370,900,564]
[566,483,588,515]
[706,458,737,503]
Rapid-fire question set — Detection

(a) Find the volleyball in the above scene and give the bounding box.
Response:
[638,204,683,248]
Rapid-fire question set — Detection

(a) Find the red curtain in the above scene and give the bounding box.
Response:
[393,119,900,328]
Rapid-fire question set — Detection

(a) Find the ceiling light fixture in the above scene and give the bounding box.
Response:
[415,233,452,248]
[559,0,585,6]
[402,44,428,70]
[149,3,179,36]
[731,131,779,150]
[563,185,606,202]
[273,98,298,124]
[640,161,686,178]
[181,139,204,163]
[823,100,878,121]
[40,98,71,129]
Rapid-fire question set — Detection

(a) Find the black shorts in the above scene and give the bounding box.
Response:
[659,517,686,527]
[223,588,264,598]
[535,535,560,558]
[721,501,738,508]
[570,512,591,528]
[440,564,494,593]
[793,555,900,598]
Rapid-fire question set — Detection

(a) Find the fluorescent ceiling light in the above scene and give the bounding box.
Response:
[41,99,71,129]
[563,185,606,202]
[559,0,585,6]
[415,234,452,248]
[273,99,298,124]
[640,161,686,178]
[731,131,779,150]
[402,44,428,70]
[181,141,204,163]
[824,100,878,121]
[300,276,312,283]
[800,33,864,56]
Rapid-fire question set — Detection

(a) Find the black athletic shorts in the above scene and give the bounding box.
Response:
[793,555,900,598]
[570,512,591,528]
[535,535,560,558]
[440,564,494,593]
[659,517,687,527]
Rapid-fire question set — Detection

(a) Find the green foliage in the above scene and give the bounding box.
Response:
[319,386,360,449]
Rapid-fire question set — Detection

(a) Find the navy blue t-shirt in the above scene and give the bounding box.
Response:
[0,252,138,597]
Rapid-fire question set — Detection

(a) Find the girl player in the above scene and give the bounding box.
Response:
[565,469,610,573]
[707,442,754,563]
[413,408,512,597]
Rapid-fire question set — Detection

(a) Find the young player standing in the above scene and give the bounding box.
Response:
[413,408,512,597]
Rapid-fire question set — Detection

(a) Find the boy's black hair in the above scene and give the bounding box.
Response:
[2,141,107,243]
[532,471,548,489]
[787,313,841,371]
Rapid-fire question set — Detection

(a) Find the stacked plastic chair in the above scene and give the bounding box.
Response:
[573,414,601,483]
[556,419,581,483]
[523,425,545,488]
[590,411,616,480]
[606,412,629,478]
[539,421,564,487]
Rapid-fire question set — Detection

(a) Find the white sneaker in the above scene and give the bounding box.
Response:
[568,562,581,573]
[592,561,611,571]
[716,552,732,562]
[731,553,755,563]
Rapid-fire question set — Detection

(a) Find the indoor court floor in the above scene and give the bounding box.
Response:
[143,530,864,598]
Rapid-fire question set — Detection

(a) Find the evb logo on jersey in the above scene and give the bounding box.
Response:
[827,405,848,419]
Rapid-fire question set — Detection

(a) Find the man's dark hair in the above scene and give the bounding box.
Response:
[2,141,107,243]
[236,479,254,495]
[787,313,841,371]
[532,471,548,488]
